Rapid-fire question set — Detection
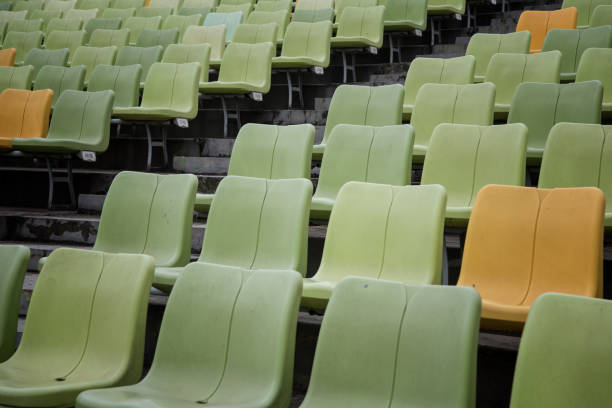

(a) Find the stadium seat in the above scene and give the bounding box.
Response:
[23,47,69,82]
[411,82,495,161]
[101,6,135,22]
[203,11,243,42]
[421,123,527,227]
[0,88,52,149]
[123,15,162,45]
[194,123,314,212]
[301,278,480,406]
[161,43,210,84]
[0,65,33,92]
[516,8,578,53]
[314,84,403,160]
[88,64,140,109]
[272,21,332,69]
[71,45,117,82]
[28,9,62,31]
[44,30,85,64]
[13,0,43,13]
[135,27,178,49]
[45,17,83,35]
[161,13,202,41]
[331,5,384,48]
[231,22,277,44]
[134,5,171,18]
[0,47,15,65]
[509,293,612,407]
[311,124,413,220]
[181,24,225,67]
[402,55,475,118]
[88,27,129,46]
[111,0,144,8]
[33,65,86,108]
[75,0,110,11]
[2,30,42,65]
[44,0,77,13]
[427,0,465,14]
[76,264,301,408]
[83,16,121,42]
[216,3,252,17]
[291,7,334,22]
[246,10,288,43]
[590,4,612,26]
[148,0,180,12]
[383,0,427,32]
[457,184,604,330]
[561,0,610,27]
[507,80,603,160]
[114,45,161,87]
[6,18,42,33]
[0,245,29,363]
[466,32,532,82]
[255,0,291,11]
[302,182,447,309]
[544,26,612,81]
[155,175,312,291]
[64,7,99,24]
[295,0,333,11]
[576,48,612,116]
[334,0,376,26]
[485,51,561,114]
[177,5,211,16]
[0,248,153,407]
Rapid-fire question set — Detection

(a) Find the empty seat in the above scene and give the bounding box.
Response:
[0,248,153,407]
[302,182,447,308]
[6,18,43,33]
[516,8,578,53]
[466,32,532,82]
[44,0,77,13]
[302,278,480,406]
[75,0,110,11]
[255,0,291,12]
[232,22,277,44]
[576,48,612,116]
[13,0,43,13]
[33,65,86,107]
[88,27,129,46]
[135,27,178,49]
[421,123,527,226]
[402,55,475,118]
[161,43,210,85]
[44,30,85,63]
[134,5,172,18]
[115,44,162,86]
[148,0,180,12]
[246,10,288,43]
[509,293,612,407]
[542,26,612,81]
[24,47,69,81]
[2,30,42,64]
[410,82,495,160]
[182,0,216,9]
[0,88,52,149]
[203,11,242,42]
[507,80,602,160]
[291,8,334,22]
[88,64,140,108]
[194,123,315,211]
[457,184,604,330]
[485,51,561,114]
[590,3,612,26]
[77,264,301,408]
[295,0,333,11]
[177,5,211,16]
[383,0,427,31]
[311,124,413,219]
[0,65,33,92]
[45,17,83,35]
[101,6,136,22]
[561,0,611,27]
[161,13,203,41]
[181,24,225,66]
[0,47,15,65]
[28,9,62,31]
[331,6,384,49]
[0,245,29,363]
[70,45,117,82]
[216,3,252,17]
[64,8,99,24]
[272,21,332,69]
[155,176,312,291]
[334,0,376,25]
[83,16,121,42]
[123,15,161,45]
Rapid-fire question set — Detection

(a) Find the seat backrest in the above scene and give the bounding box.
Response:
[177,5,211,16]
[203,11,243,42]
[201,176,312,276]
[33,65,86,107]
[411,82,495,150]
[0,245,29,363]
[88,64,140,107]
[0,10,27,22]
[115,45,163,84]
[47,89,113,152]
[484,51,561,106]
[162,43,210,82]
[302,278,480,408]
[101,6,136,22]
[291,7,334,21]
[76,0,110,11]
[280,21,331,67]
[0,47,15,66]
[232,22,277,44]
[83,16,121,41]
[542,26,612,76]
[29,10,62,31]
[0,88,52,142]
[43,30,85,62]
[590,3,612,26]
[218,42,273,92]
[13,0,43,12]
[135,5,172,18]
[161,13,203,41]
[576,48,612,105]
[148,0,180,11]
[457,184,604,306]
[124,15,162,44]
[182,25,225,62]
[516,8,577,52]
[64,8,99,24]
[9,248,153,386]
[336,6,384,47]
[135,27,179,48]
[45,17,83,35]
[508,80,603,153]
[44,0,77,12]
[295,0,333,11]
[313,182,446,284]
[6,18,43,33]
[403,55,475,109]
[23,47,69,81]
[422,123,527,208]
[227,123,314,179]
[111,0,145,7]
[71,45,117,80]
[140,264,301,406]
[0,65,33,93]
[3,30,42,64]
[88,27,129,47]
[246,10,287,42]
[510,293,612,408]
[182,0,216,8]
[255,0,292,12]
[140,62,200,119]
[334,0,376,22]
[323,83,403,145]
[216,3,253,17]
[94,171,197,267]
[383,0,427,29]
[561,0,597,26]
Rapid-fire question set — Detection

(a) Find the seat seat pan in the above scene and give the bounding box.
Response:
[602,102,612,112]
[11,138,105,153]
[114,106,195,121]
[526,147,544,160]
[272,56,326,69]
[153,265,184,292]
[0,138,13,149]
[331,36,378,48]
[605,212,612,228]
[402,103,413,115]
[310,197,333,220]
[200,81,267,94]
[473,74,485,82]
[445,206,471,227]
[312,143,325,160]
[301,278,336,309]
[384,20,425,31]
[412,143,427,162]
[480,298,530,331]
[560,72,576,82]
[427,5,465,14]
[194,192,213,212]
[494,103,510,113]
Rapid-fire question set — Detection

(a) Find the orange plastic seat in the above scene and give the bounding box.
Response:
[0,89,53,149]
[516,7,578,53]
[457,184,604,331]
[0,48,15,66]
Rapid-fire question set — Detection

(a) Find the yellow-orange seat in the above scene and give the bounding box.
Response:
[0,89,53,149]
[0,49,15,66]
[516,7,577,53]
[457,184,604,331]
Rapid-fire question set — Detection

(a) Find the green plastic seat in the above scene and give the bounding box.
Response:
[203,11,243,42]
[177,5,210,16]
[465,31,531,82]
[410,82,495,161]
[44,30,85,63]
[33,65,86,107]
[88,27,129,46]
[0,248,153,408]
[83,16,121,42]
[295,0,333,11]
[590,4,612,26]
[314,83,403,160]
[111,0,144,8]
[576,48,612,116]
[200,42,274,94]
[114,61,200,120]
[161,13,202,41]
[123,15,161,44]
[311,124,413,219]
[246,9,288,43]
[402,55,475,118]
[6,17,42,32]
[383,0,427,31]
[291,8,334,22]
[232,22,277,44]
[101,6,135,22]
[254,0,291,12]
[13,0,43,13]
[2,30,42,64]
[27,9,61,31]
[71,45,117,82]
[88,63,140,108]
[148,0,180,12]
[134,5,171,18]
[64,8,99,24]
[24,47,68,81]
[75,0,110,11]
[302,278,480,406]
[303,182,447,308]
[76,264,301,408]
[485,51,561,114]
[272,21,331,69]
[194,123,315,211]
[334,0,376,26]
[162,43,209,85]
[0,245,29,363]
[135,27,178,49]
[216,3,252,17]
[155,176,312,291]
[421,123,527,227]
[507,80,603,160]
[562,0,611,27]
[181,24,225,66]
[0,65,32,92]
[115,44,162,86]
[44,0,77,13]
[45,17,82,35]
[427,0,465,14]
[182,0,216,8]
[331,5,384,48]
